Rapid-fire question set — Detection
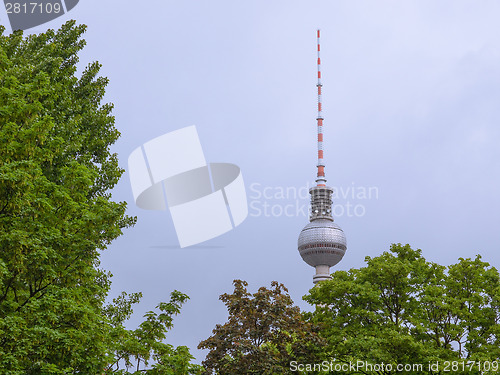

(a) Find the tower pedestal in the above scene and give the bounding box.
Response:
[313,265,332,284]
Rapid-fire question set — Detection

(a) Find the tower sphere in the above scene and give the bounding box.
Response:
[298,219,347,268]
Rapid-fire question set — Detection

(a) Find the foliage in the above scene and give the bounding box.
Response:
[0,21,201,374]
[103,291,204,375]
[198,279,324,375]
[304,244,500,374]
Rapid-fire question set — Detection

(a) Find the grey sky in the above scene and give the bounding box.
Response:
[10,0,500,363]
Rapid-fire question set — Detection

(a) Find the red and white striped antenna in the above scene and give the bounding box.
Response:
[316,29,326,187]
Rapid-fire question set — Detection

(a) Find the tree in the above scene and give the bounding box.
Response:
[304,244,500,374]
[103,290,203,375]
[198,279,324,375]
[0,22,202,374]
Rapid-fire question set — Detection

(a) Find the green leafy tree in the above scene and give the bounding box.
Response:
[198,279,324,375]
[304,244,500,374]
[103,291,203,375]
[0,22,202,374]
[0,20,133,373]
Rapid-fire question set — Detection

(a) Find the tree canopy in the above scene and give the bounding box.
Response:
[199,279,324,375]
[103,290,203,375]
[0,21,201,374]
[304,244,500,374]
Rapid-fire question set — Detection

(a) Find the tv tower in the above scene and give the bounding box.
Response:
[298,30,347,284]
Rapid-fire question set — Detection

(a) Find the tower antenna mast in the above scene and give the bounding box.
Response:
[316,29,326,187]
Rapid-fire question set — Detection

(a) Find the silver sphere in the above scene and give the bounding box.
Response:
[298,219,347,268]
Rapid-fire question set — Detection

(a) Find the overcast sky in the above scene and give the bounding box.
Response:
[8,0,500,363]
